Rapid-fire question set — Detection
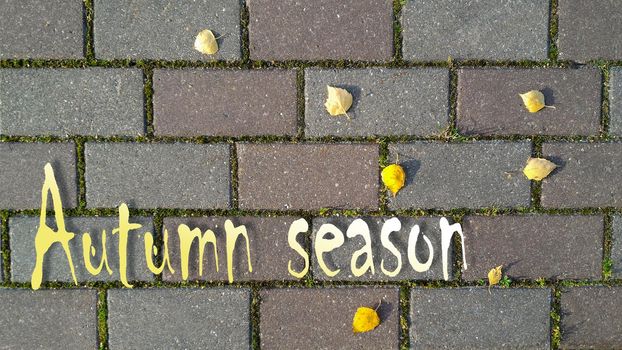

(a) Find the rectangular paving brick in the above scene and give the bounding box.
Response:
[0,289,97,349]
[260,287,399,349]
[305,68,449,137]
[560,286,622,349]
[154,69,298,137]
[0,142,77,210]
[108,288,250,349]
[162,216,307,281]
[237,143,379,210]
[248,0,393,61]
[612,215,622,278]
[94,0,241,60]
[462,215,604,281]
[558,0,622,62]
[411,287,551,349]
[0,1,83,59]
[402,0,549,61]
[10,216,154,283]
[388,142,532,209]
[0,69,145,136]
[457,68,602,136]
[609,68,622,136]
[311,217,452,281]
[541,142,622,208]
[85,143,230,209]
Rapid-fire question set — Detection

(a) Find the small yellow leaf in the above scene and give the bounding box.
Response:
[523,157,557,181]
[324,85,353,118]
[488,265,502,287]
[194,29,219,55]
[519,90,551,113]
[352,306,380,333]
[382,163,405,197]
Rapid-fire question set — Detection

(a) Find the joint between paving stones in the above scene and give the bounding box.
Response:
[97,289,109,350]
[548,0,559,63]
[296,68,305,140]
[240,0,250,66]
[250,286,261,350]
[603,212,614,280]
[75,138,87,210]
[392,0,404,64]
[550,286,561,349]
[399,285,410,350]
[601,66,611,136]
[1,211,10,283]
[83,0,95,61]
[230,142,240,210]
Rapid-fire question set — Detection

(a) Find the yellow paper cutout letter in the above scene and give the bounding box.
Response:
[144,227,175,275]
[287,218,309,279]
[112,203,141,288]
[225,220,252,283]
[178,224,218,280]
[82,230,113,276]
[346,219,374,277]
[314,223,344,277]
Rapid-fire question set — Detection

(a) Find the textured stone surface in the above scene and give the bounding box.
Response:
[0,0,83,59]
[462,215,604,281]
[248,0,393,61]
[0,142,77,210]
[154,69,297,136]
[560,287,622,349]
[260,287,399,349]
[162,216,307,281]
[402,0,549,61]
[237,143,379,210]
[85,143,230,209]
[108,288,250,349]
[558,0,622,62]
[0,289,97,349]
[411,287,551,349]
[94,0,241,60]
[10,216,154,283]
[541,142,622,208]
[0,69,144,136]
[305,68,449,137]
[457,68,602,136]
[311,217,452,281]
[610,68,622,136]
[388,142,532,209]
[612,215,622,278]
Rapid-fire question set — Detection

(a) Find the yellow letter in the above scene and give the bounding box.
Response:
[287,218,309,279]
[144,227,175,275]
[346,219,374,277]
[112,203,141,288]
[177,224,218,280]
[82,230,113,276]
[224,219,252,283]
[314,223,344,277]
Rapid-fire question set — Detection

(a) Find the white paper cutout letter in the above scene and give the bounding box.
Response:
[407,224,433,272]
[287,218,309,278]
[380,217,402,277]
[346,219,374,277]
[315,223,344,277]
[440,217,467,280]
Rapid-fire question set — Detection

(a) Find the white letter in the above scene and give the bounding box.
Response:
[407,224,433,272]
[440,217,467,281]
[287,218,309,278]
[380,217,402,277]
[346,219,374,277]
[315,223,344,277]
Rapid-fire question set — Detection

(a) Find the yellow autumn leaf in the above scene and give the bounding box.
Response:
[194,29,219,55]
[382,163,405,197]
[488,265,502,289]
[523,157,557,181]
[352,306,380,333]
[519,90,554,113]
[324,85,352,118]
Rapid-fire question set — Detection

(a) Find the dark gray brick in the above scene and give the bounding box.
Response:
[402,0,549,61]
[560,286,622,349]
[457,68,602,136]
[248,0,393,61]
[162,216,307,281]
[611,215,622,278]
[388,142,532,209]
[311,217,452,281]
[237,143,379,210]
[10,216,154,283]
[0,289,97,349]
[558,0,622,62]
[304,68,449,137]
[0,1,83,59]
[0,69,144,136]
[154,69,297,137]
[541,142,622,208]
[260,287,399,350]
[462,215,603,281]
[411,287,551,349]
[108,288,250,349]
[85,143,230,209]
[610,68,622,136]
[94,0,241,60]
[0,142,77,210]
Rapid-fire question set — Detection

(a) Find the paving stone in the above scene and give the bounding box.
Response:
[10,216,154,283]
[94,0,241,60]
[154,69,297,137]
[0,289,97,349]
[402,0,549,61]
[457,68,602,136]
[161,216,307,281]
[560,286,622,349]
[237,143,379,210]
[0,1,83,59]
[260,287,399,349]
[541,142,622,208]
[248,0,393,61]
[311,216,452,281]
[462,215,603,281]
[611,215,622,278]
[0,69,145,136]
[85,143,230,209]
[558,0,622,62]
[388,142,532,209]
[610,68,622,136]
[305,68,450,137]
[108,288,250,349]
[410,287,551,349]
[0,142,77,210]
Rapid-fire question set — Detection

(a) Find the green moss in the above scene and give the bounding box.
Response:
[548,0,559,62]
[97,289,108,349]
[399,286,410,350]
[250,287,261,350]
